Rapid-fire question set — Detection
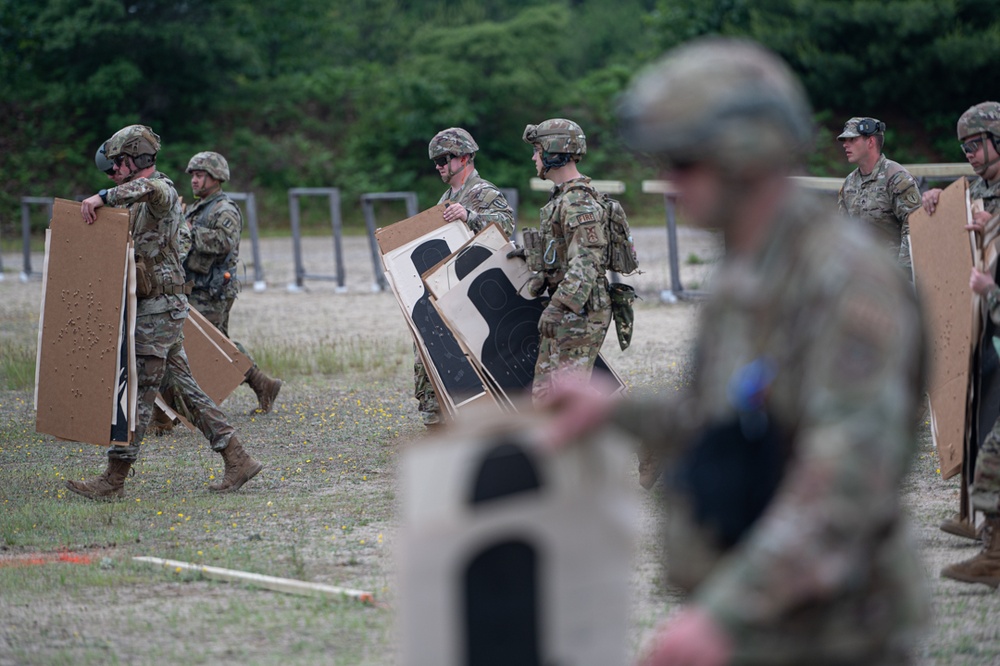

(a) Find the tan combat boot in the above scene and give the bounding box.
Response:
[941,516,1000,588]
[939,512,980,541]
[208,435,263,493]
[245,366,282,413]
[65,459,133,500]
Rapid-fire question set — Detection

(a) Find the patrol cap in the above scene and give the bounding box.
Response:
[837,117,885,141]
[186,151,231,182]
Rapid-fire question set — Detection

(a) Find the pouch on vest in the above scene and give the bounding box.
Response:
[667,411,790,550]
[135,256,155,298]
[521,228,544,272]
[185,251,214,275]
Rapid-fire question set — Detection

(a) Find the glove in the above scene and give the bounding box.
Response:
[506,247,527,259]
[539,301,568,339]
[524,273,547,298]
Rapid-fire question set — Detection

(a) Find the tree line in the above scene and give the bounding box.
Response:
[2,0,998,235]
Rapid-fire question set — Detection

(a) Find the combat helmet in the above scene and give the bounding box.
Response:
[957,102,1000,140]
[428,128,479,159]
[522,119,587,156]
[94,143,114,175]
[103,125,160,174]
[186,151,231,182]
[617,37,813,175]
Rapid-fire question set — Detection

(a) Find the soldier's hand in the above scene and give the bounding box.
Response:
[540,372,618,450]
[442,202,468,224]
[506,247,527,259]
[965,210,992,234]
[539,301,568,339]
[971,267,997,296]
[638,607,732,666]
[81,194,104,225]
[524,273,547,298]
[922,188,943,215]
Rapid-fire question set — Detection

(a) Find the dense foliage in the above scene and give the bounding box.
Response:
[2,0,999,235]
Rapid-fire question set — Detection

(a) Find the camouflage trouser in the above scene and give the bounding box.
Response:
[531,305,612,403]
[108,311,234,462]
[972,415,1000,514]
[413,345,441,424]
[189,293,256,366]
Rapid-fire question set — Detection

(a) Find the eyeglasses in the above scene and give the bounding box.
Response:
[112,154,130,167]
[961,137,984,155]
[433,154,456,167]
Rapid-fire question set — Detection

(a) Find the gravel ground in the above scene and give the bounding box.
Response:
[2,224,1000,664]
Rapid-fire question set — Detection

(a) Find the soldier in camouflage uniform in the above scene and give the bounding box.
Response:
[520,119,612,403]
[182,151,281,413]
[545,39,928,664]
[924,102,1000,587]
[837,117,921,276]
[414,128,514,425]
[68,125,262,500]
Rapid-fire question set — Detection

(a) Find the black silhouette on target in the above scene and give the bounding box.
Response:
[410,239,484,400]
[467,268,545,391]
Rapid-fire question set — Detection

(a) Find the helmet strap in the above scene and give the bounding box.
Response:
[541,151,572,174]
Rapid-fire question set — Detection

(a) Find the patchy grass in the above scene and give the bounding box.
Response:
[0,339,35,390]
[0,379,409,665]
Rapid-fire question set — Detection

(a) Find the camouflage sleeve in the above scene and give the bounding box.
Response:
[550,196,608,313]
[837,186,847,217]
[191,203,241,257]
[889,170,921,222]
[890,172,921,269]
[693,270,922,643]
[464,185,515,238]
[107,178,172,216]
[177,219,192,263]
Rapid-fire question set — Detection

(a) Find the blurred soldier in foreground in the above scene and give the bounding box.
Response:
[183,151,281,413]
[414,128,514,426]
[545,38,928,665]
[520,119,612,403]
[837,116,921,277]
[924,102,1000,585]
[70,125,262,499]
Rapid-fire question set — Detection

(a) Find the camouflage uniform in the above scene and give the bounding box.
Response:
[613,191,928,663]
[838,153,921,273]
[415,129,514,424]
[615,39,928,661]
[969,177,1000,515]
[185,189,242,336]
[530,177,611,401]
[104,172,234,461]
[68,127,260,501]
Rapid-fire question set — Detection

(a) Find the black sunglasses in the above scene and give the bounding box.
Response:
[961,137,984,156]
[112,154,130,167]
[433,154,457,167]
